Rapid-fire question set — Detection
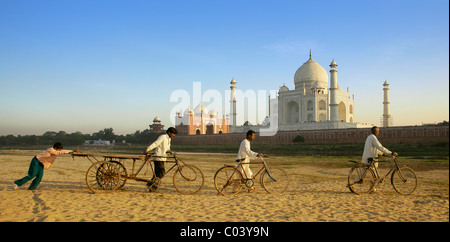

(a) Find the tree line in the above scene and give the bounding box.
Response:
[0,128,162,146]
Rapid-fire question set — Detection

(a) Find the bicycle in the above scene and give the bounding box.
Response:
[347,154,417,195]
[213,156,289,195]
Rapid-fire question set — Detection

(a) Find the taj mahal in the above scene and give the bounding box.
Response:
[175,52,378,135]
[279,54,353,125]
[229,52,372,133]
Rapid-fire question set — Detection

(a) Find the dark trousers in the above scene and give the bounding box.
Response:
[15,157,44,190]
[147,161,165,191]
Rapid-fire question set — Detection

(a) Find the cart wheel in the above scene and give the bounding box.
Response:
[86,161,121,193]
[110,160,127,189]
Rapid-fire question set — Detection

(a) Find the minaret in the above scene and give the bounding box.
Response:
[329,59,339,122]
[382,80,391,127]
[230,77,237,126]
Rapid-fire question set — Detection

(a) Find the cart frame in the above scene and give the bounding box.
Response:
[72,152,204,194]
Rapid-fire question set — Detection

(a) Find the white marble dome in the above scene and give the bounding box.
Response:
[294,57,328,90]
[194,103,208,114]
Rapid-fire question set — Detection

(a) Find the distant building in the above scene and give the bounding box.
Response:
[149,116,165,132]
[84,140,111,146]
[175,103,230,135]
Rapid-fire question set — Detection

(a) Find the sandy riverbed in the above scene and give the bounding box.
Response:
[1,151,448,222]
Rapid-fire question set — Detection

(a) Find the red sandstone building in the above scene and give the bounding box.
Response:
[149,116,165,133]
[175,103,230,136]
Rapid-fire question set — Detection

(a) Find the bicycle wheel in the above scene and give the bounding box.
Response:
[391,166,417,195]
[214,166,243,196]
[260,167,289,194]
[347,165,376,194]
[173,164,204,195]
[86,161,121,193]
[110,160,127,189]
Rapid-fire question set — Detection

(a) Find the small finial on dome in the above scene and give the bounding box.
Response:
[309,49,312,59]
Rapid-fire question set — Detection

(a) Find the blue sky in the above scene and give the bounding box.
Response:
[0,0,448,135]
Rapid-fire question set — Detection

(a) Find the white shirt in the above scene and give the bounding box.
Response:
[236,139,258,161]
[361,134,391,163]
[236,139,258,178]
[146,134,171,161]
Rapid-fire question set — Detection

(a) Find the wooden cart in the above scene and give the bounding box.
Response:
[72,152,204,194]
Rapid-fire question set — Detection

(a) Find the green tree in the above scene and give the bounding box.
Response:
[93,128,116,142]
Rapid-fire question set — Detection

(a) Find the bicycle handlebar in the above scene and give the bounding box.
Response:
[384,152,398,157]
